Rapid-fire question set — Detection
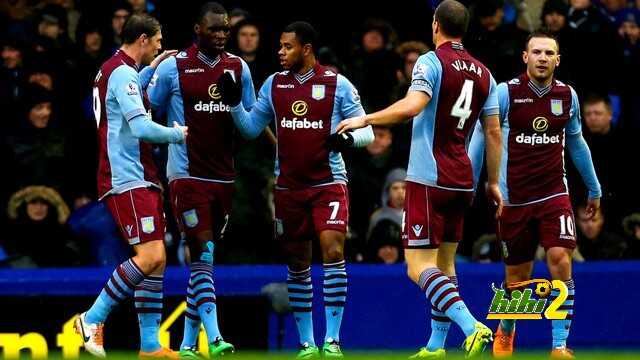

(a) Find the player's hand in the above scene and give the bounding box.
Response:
[326,131,354,152]
[173,121,188,143]
[486,182,503,219]
[336,116,368,134]
[217,72,241,106]
[585,197,600,219]
[150,50,178,69]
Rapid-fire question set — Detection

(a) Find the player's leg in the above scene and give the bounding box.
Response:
[77,190,166,357]
[493,205,538,358]
[312,184,349,358]
[541,196,576,359]
[405,184,489,358]
[277,188,318,358]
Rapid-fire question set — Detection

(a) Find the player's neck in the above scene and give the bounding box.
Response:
[435,36,463,49]
[120,44,142,65]
[527,71,554,88]
[295,57,316,76]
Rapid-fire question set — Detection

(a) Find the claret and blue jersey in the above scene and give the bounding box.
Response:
[407,41,499,191]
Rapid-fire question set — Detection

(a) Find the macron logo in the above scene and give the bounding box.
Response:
[412,224,423,237]
[277,84,295,89]
[125,225,134,237]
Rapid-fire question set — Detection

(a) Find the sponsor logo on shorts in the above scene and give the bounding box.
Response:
[141,216,155,234]
[182,209,198,228]
[487,279,569,320]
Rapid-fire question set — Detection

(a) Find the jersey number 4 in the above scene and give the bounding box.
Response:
[451,79,474,130]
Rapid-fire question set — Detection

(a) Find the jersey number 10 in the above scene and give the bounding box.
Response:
[451,79,474,130]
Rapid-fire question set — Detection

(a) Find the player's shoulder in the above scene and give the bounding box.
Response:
[222,51,244,65]
[109,63,137,84]
[417,50,439,64]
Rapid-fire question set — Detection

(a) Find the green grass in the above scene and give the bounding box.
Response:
[28,349,640,360]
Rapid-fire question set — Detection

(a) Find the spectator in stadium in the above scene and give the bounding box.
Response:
[565,0,624,97]
[365,168,406,264]
[347,126,401,253]
[465,0,529,82]
[572,95,635,229]
[127,0,156,14]
[106,1,132,53]
[349,18,401,112]
[601,0,628,18]
[0,0,33,44]
[4,185,82,267]
[616,9,640,130]
[622,212,640,258]
[233,18,274,86]
[0,39,26,119]
[390,40,429,164]
[228,8,250,27]
[575,204,628,260]
[2,85,71,201]
[540,0,571,80]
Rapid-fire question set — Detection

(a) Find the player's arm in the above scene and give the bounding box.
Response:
[566,87,601,216]
[468,121,485,187]
[327,75,374,151]
[479,76,504,217]
[336,52,437,133]
[110,66,187,144]
[147,56,178,117]
[217,72,272,139]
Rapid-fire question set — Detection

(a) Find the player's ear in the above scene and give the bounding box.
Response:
[522,50,528,64]
[555,54,561,67]
[194,23,200,34]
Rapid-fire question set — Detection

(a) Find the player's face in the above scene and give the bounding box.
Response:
[523,37,560,83]
[141,31,162,65]
[195,12,230,55]
[278,32,306,71]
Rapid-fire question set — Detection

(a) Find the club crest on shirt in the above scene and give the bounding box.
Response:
[182,209,199,228]
[141,216,155,234]
[550,99,563,116]
[312,84,325,100]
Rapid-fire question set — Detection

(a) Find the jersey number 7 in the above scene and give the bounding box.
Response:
[451,79,474,130]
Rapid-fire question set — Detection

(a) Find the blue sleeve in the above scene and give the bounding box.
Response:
[147,57,177,116]
[129,116,184,143]
[139,66,155,89]
[566,87,582,136]
[239,58,256,110]
[110,65,147,121]
[566,87,601,199]
[336,74,373,147]
[481,74,500,117]
[468,120,486,187]
[496,82,510,124]
[230,74,274,139]
[408,52,440,97]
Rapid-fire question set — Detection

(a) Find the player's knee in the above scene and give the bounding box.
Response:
[323,245,344,263]
[547,250,571,270]
[142,250,166,273]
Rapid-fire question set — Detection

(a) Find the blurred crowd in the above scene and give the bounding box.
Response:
[1,0,640,267]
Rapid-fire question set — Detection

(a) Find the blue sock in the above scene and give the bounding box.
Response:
[191,262,222,343]
[86,259,145,324]
[552,279,575,349]
[181,274,201,349]
[135,275,163,352]
[323,260,347,343]
[419,268,477,337]
[499,284,516,334]
[426,275,456,351]
[287,267,315,346]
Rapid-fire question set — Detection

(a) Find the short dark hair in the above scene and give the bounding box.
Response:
[435,0,470,38]
[196,2,227,24]
[525,29,560,51]
[283,21,318,51]
[584,93,612,112]
[121,14,161,44]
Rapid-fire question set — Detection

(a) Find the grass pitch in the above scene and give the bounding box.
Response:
[32,349,640,359]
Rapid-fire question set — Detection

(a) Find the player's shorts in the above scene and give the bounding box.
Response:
[274,183,349,241]
[498,194,576,266]
[169,178,233,240]
[104,187,166,245]
[402,181,474,249]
